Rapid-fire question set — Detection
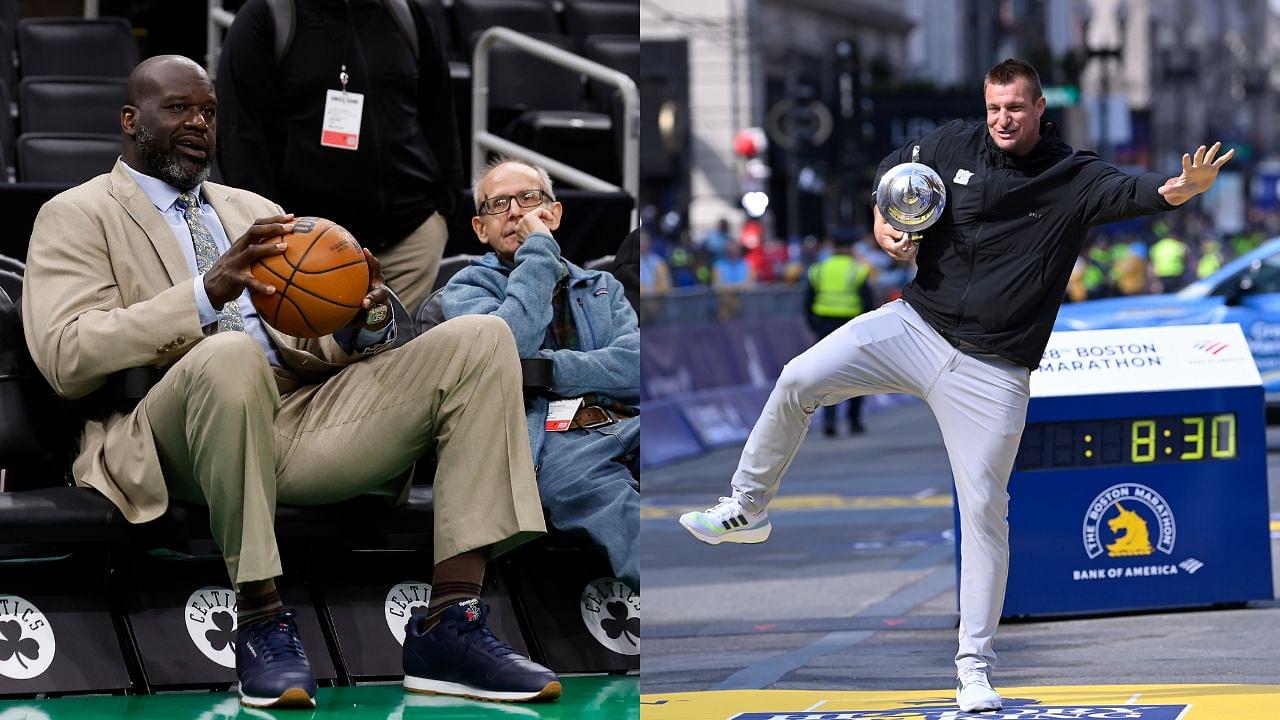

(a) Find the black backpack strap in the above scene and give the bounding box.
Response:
[380,0,419,62]
[265,0,296,64]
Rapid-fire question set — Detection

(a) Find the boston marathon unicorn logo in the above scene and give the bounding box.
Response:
[1083,483,1176,559]
[1106,502,1154,557]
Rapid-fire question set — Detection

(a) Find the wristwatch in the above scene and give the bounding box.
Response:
[365,303,389,327]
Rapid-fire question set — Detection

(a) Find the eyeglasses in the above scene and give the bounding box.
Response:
[479,188,552,216]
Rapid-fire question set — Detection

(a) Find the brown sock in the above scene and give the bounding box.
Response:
[237,578,283,628]
[424,551,486,630]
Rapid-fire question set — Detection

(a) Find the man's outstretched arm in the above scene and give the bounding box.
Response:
[1075,141,1234,227]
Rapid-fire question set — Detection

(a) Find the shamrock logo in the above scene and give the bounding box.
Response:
[600,601,639,647]
[204,610,236,652]
[404,603,429,634]
[0,619,39,669]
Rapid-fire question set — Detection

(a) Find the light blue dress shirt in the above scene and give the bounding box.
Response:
[120,160,393,366]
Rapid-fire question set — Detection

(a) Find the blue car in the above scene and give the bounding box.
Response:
[1054,237,1280,402]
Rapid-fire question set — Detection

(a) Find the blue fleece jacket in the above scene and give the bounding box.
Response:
[440,232,640,459]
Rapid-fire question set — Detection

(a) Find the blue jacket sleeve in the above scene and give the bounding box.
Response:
[538,278,640,403]
[440,233,563,358]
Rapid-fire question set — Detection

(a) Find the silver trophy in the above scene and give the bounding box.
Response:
[875,146,946,246]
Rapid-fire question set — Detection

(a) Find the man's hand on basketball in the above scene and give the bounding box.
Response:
[204,214,294,309]
[873,205,918,262]
[1159,141,1235,206]
[347,248,391,331]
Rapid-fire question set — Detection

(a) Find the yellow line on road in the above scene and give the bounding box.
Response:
[641,493,954,520]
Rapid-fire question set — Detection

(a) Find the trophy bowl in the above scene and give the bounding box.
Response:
[876,162,946,244]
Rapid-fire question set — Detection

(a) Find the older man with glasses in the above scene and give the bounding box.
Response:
[442,158,640,593]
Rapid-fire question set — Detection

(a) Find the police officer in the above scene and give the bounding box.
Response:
[805,233,874,435]
[1151,233,1189,292]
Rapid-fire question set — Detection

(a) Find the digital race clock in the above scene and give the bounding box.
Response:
[1015,412,1237,470]
[954,324,1273,618]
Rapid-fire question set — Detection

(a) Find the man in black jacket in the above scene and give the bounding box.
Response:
[679,58,1232,712]
[215,0,464,313]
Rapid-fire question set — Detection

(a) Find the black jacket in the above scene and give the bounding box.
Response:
[215,0,464,251]
[874,119,1175,368]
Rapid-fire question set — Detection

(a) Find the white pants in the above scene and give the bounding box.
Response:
[732,299,1030,674]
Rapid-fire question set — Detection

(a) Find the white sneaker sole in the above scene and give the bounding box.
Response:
[403,675,563,702]
[957,690,1003,712]
[239,686,316,709]
[680,516,772,545]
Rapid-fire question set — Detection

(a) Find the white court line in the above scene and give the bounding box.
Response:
[804,700,827,711]
[912,488,937,500]
[1126,693,1142,704]
[1175,705,1194,720]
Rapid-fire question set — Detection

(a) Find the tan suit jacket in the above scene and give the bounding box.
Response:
[22,160,370,524]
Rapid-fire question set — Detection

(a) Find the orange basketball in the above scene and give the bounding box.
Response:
[250,217,370,338]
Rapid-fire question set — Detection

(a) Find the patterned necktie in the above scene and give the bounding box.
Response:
[175,192,243,332]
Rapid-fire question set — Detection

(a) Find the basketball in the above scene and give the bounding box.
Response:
[249,217,370,338]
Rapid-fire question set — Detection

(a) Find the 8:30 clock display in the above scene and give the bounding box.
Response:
[1014,412,1237,471]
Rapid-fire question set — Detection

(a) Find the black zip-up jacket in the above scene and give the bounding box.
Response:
[215,0,464,251]
[874,119,1176,369]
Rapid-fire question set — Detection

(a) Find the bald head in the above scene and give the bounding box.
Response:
[121,55,217,191]
[126,55,209,106]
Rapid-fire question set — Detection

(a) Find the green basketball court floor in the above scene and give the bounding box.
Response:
[0,675,636,719]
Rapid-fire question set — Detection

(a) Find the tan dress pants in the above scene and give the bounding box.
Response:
[377,211,449,317]
[141,315,546,588]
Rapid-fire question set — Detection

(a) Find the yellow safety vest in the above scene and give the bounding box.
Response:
[1197,253,1221,279]
[1150,237,1186,278]
[809,255,869,318]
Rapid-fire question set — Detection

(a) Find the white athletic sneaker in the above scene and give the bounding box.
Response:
[956,665,1003,713]
[679,497,771,545]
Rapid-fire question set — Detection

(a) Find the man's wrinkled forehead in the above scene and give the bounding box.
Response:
[483,162,545,196]
[984,78,1035,106]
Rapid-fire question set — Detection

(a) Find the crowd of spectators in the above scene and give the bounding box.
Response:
[640,206,1280,306]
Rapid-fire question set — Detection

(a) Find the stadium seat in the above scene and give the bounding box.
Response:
[454,0,560,50]
[0,267,19,304]
[0,0,14,43]
[584,33,638,105]
[0,77,13,174]
[19,76,127,135]
[584,254,614,272]
[16,17,138,78]
[485,33,586,121]
[561,0,637,52]
[16,132,121,183]
[0,253,21,274]
[0,286,43,471]
[430,253,482,293]
[481,32,617,183]
[504,107,617,182]
[0,22,14,102]
[580,35,636,179]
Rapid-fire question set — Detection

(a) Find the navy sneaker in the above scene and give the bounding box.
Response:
[235,609,318,709]
[403,599,561,702]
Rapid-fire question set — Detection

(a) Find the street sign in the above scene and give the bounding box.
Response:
[1042,85,1080,108]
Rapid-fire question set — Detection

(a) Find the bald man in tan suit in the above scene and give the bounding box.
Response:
[21,56,560,709]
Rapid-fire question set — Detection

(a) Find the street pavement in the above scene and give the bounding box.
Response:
[641,396,1280,694]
